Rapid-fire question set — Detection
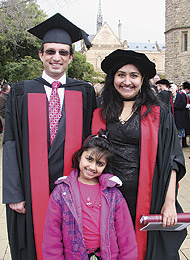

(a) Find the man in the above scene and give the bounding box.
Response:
[3,13,96,260]
[151,73,161,93]
[173,81,190,147]
[155,79,174,115]
[180,81,190,147]
[0,82,11,129]
[153,73,161,84]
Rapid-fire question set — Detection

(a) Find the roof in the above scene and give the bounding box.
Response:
[126,42,165,52]
[83,34,165,52]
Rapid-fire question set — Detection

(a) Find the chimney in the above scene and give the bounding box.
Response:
[118,20,122,42]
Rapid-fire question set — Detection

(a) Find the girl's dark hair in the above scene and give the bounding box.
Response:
[72,130,114,173]
[101,64,160,122]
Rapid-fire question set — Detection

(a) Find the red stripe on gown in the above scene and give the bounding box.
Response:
[135,105,160,260]
[170,93,174,116]
[91,106,160,259]
[28,93,49,260]
[28,91,83,259]
[91,108,105,134]
[63,90,83,176]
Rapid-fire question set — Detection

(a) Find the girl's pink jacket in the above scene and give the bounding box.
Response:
[42,170,138,260]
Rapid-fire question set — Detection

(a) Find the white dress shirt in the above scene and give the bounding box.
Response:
[42,71,66,110]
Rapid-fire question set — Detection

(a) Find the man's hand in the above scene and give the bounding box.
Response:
[9,201,26,214]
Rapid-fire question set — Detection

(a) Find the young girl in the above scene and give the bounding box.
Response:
[42,132,138,260]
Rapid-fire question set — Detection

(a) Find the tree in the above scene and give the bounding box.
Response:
[0,0,104,83]
[68,51,89,79]
[0,0,46,50]
[36,0,77,13]
[68,51,104,83]
[4,56,43,83]
[0,0,46,80]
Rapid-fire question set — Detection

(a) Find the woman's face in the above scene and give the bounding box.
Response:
[114,64,144,99]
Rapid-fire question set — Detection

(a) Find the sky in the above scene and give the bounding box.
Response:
[36,0,165,44]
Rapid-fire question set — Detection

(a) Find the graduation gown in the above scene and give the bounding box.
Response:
[3,77,97,260]
[173,91,187,130]
[92,105,186,260]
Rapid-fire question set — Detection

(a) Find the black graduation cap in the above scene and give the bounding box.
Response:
[28,13,92,49]
[101,49,156,79]
[155,79,170,86]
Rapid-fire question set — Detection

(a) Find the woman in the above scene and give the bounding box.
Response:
[92,49,186,260]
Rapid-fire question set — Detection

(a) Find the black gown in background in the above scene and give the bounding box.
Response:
[107,111,140,225]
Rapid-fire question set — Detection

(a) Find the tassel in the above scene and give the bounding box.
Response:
[81,29,92,49]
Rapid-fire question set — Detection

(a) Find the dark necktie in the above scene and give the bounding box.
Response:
[49,81,62,146]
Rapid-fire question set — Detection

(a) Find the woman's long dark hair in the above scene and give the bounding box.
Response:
[101,65,160,122]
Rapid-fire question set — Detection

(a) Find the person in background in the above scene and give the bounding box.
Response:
[153,73,161,84]
[180,81,190,147]
[0,83,2,134]
[155,79,174,115]
[0,82,11,130]
[173,81,190,147]
[3,13,96,260]
[150,73,161,93]
[92,49,186,260]
[169,83,178,103]
[42,132,138,260]
[0,119,3,134]
[94,83,103,107]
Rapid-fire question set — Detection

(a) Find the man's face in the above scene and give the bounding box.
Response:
[38,43,73,80]
[153,75,161,84]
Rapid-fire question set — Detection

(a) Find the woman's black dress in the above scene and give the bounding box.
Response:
[107,111,140,225]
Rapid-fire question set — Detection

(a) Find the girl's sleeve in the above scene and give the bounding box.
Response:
[42,193,64,260]
[115,197,138,260]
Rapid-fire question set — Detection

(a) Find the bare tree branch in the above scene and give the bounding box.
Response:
[36,0,78,13]
[0,0,33,9]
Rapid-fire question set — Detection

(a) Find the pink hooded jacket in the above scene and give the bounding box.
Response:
[42,170,138,260]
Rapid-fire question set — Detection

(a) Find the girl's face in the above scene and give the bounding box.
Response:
[114,64,144,99]
[78,148,107,184]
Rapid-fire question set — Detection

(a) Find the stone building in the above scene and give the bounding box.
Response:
[165,0,190,85]
[82,0,165,76]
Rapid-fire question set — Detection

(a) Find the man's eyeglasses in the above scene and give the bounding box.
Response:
[44,49,70,56]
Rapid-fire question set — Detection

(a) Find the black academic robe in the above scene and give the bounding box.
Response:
[158,90,174,115]
[174,91,187,130]
[158,90,171,107]
[92,104,186,260]
[144,105,186,260]
[3,77,97,260]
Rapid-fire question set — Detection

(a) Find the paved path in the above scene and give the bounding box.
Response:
[0,133,190,259]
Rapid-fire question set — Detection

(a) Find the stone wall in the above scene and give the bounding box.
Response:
[165,0,190,85]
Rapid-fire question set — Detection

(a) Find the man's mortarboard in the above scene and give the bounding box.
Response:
[155,79,170,86]
[28,13,92,49]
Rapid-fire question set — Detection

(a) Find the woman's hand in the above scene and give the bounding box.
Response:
[161,199,177,227]
[9,201,26,214]
[160,170,177,227]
